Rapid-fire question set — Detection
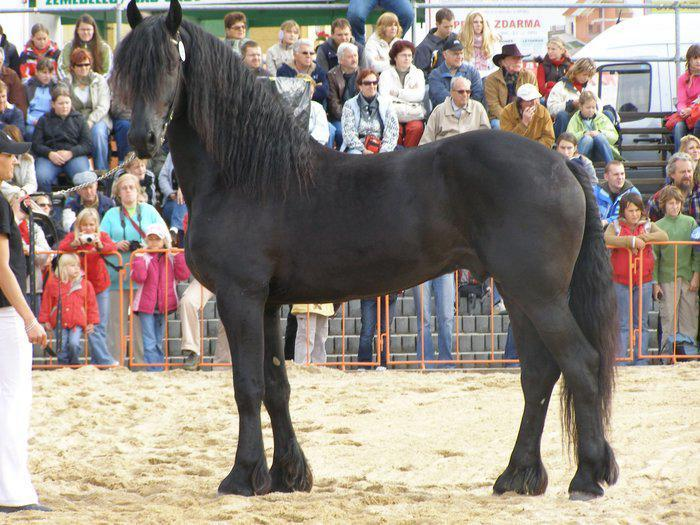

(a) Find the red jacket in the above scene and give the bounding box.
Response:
[39,274,100,329]
[18,40,60,80]
[58,231,117,294]
[536,55,572,100]
[610,220,654,286]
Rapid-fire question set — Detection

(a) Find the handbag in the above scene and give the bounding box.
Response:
[686,103,700,130]
[392,100,425,123]
[664,111,684,132]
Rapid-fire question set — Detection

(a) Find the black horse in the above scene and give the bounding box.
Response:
[113,0,619,500]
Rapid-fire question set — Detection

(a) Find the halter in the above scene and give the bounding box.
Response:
[162,31,186,144]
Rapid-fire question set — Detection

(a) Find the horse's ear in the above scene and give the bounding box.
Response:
[126,0,143,29]
[165,0,182,37]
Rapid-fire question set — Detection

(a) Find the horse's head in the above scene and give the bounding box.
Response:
[111,0,185,158]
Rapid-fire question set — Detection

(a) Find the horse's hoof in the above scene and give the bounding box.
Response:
[218,458,271,497]
[493,461,548,496]
[569,490,603,501]
[270,442,313,493]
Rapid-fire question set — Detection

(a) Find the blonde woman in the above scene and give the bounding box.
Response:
[364,12,402,74]
[266,20,300,75]
[547,57,601,137]
[679,134,700,182]
[535,37,572,100]
[459,11,500,77]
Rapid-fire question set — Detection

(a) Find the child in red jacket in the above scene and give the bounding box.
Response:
[39,253,100,365]
[58,208,118,365]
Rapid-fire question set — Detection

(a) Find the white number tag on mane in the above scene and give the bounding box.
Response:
[178,41,186,62]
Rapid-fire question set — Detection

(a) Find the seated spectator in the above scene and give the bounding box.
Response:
[58,207,118,366]
[594,160,640,227]
[679,134,700,182]
[223,11,250,56]
[347,0,413,47]
[604,193,668,365]
[566,91,619,164]
[535,37,572,101]
[546,57,600,138]
[266,20,299,75]
[241,41,268,78]
[158,153,187,239]
[59,14,112,78]
[291,303,335,365]
[276,39,329,104]
[341,69,399,154]
[31,85,92,193]
[0,48,27,117]
[109,97,132,163]
[555,132,597,189]
[298,74,331,146]
[427,39,484,109]
[358,294,397,370]
[116,156,156,205]
[18,23,60,81]
[24,58,56,139]
[61,170,115,232]
[0,125,37,201]
[0,84,25,137]
[316,18,367,73]
[414,8,456,79]
[327,43,359,148]
[672,44,700,152]
[483,44,536,128]
[63,48,111,171]
[647,152,700,223]
[652,185,700,355]
[364,12,402,74]
[39,253,100,366]
[500,83,555,148]
[378,40,425,148]
[420,77,489,144]
[131,223,190,372]
[0,24,21,76]
[459,11,501,78]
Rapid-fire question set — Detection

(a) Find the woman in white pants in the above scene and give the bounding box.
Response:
[0,130,49,514]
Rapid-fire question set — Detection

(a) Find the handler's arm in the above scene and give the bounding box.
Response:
[0,234,47,346]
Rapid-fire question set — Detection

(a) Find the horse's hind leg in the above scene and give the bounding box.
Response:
[217,291,271,496]
[494,300,560,496]
[262,304,313,493]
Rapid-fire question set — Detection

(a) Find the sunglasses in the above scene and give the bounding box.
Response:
[37,202,52,208]
[453,89,471,94]
[298,51,315,56]
[74,63,92,68]
[361,80,378,86]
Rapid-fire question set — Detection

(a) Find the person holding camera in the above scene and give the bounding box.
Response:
[58,207,117,365]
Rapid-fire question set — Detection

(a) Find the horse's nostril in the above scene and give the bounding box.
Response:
[147,131,157,146]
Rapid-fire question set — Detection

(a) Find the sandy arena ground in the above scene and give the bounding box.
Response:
[2,362,699,524]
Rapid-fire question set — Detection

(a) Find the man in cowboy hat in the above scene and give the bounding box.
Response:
[483,43,537,128]
[500,83,555,148]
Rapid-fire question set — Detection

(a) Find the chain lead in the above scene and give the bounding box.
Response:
[52,150,138,197]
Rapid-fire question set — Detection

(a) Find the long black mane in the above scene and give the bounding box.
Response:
[111,16,313,200]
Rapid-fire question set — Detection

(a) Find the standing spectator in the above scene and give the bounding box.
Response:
[158,153,187,240]
[276,39,329,104]
[483,44,536,128]
[18,23,60,81]
[411,273,456,368]
[0,48,27,117]
[652,185,700,355]
[0,25,20,76]
[566,91,619,164]
[459,11,501,77]
[341,69,399,154]
[357,294,397,370]
[595,160,640,227]
[266,20,299,75]
[23,58,56,139]
[0,81,24,135]
[414,8,456,79]
[363,12,402,74]
[59,14,112,78]
[647,153,700,223]
[547,58,600,138]
[419,77,490,144]
[39,253,99,366]
[555,132,597,189]
[61,170,115,232]
[316,18,367,73]
[63,48,111,171]
[109,97,132,164]
[241,41,268,78]
[58,208,118,366]
[679,134,700,182]
[500,83,555,148]
[116,156,156,206]
[604,193,668,365]
[291,303,335,365]
[130,223,190,372]
[672,43,700,152]
[378,40,425,148]
[535,37,572,101]
[31,85,92,193]
[0,126,37,201]
[347,0,413,46]
[327,43,359,148]
[223,12,250,56]
[297,74,331,146]
[427,39,483,109]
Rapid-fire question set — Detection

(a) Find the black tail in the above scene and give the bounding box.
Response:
[563,161,618,449]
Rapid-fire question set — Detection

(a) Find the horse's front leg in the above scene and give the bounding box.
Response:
[217,291,271,496]
[262,304,313,493]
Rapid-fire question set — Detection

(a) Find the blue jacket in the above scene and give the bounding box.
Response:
[428,62,484,109]
[0,105,25,135]
[594,180,641,224]
[276,63,329,104]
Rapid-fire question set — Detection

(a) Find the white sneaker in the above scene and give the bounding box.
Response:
[375,366,387,371]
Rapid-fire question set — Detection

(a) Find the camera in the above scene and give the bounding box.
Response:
[129,240,143,251]
[80,233,96,244]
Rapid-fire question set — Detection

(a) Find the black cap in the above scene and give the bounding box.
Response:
[0,129,31,155]
[443,39,464,52]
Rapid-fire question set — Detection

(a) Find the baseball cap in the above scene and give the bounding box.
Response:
[0,129,31,156]
[443,39,464,52]
[516,83,541,102]
[145,223,167,240]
